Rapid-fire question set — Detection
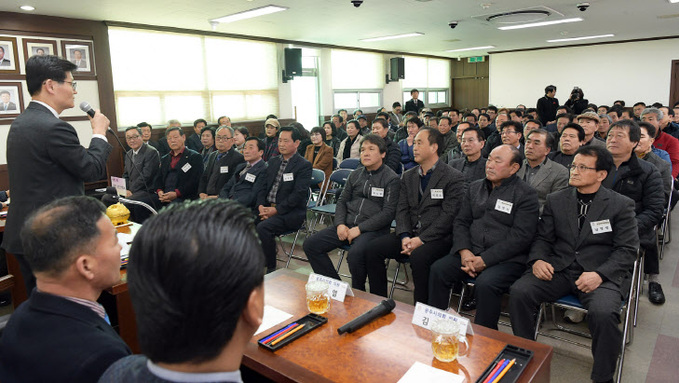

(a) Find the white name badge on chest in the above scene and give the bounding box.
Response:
[245,173,256,183]
[590,219,612,234]
[430,188,444,200]
[181,163,192,173]
[411,302,474,336]
[371,187,385,197]
[307,273,354,302]
[220,166,229,174]
[494,199,513,214]
[283,173,294,182]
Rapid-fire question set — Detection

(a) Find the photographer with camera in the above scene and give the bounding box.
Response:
[565,87,589,115]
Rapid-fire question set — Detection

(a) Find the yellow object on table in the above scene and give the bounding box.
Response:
[106,203,130,226]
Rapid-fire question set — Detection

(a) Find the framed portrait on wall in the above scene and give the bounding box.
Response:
[61,40,95,76]
[0,82,25,123]
[0,37,20,74]
[23,38,58,61]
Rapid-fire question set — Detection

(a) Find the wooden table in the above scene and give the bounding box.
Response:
[243,270,553,383]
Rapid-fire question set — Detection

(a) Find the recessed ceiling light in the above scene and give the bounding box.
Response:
[446,45,496,52]
[20,5,35,11]
[498,17,583,30]
[210,5,288,24]
[669,0,679,3]
[361,33,424,42]
[547,34,615,43]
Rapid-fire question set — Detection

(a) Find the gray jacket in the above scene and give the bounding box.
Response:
[123,143,160,195]
[516,157,569,213]
[335,164,400,233]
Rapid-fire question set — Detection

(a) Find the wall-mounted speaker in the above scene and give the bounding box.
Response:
[284,48,302,76]
[390,57,405,80]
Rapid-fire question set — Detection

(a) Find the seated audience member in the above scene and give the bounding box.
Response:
[500,120,525,159]
[304,127,334,191]
[122,126,160,198]
[549,123,585,168]
[217,115,231,127]
[428,145,539,329]
[199,126,216,164]
[429,116,438,130]
[517,129,569,212]
[332,114,348,141]
[0,196,131,382]
[357,115,371,136]
[186,118,207,152]
[262,118,281,161]
[305,135,399,290]
[597,105,610,115]
[323,121,341,155]
[353,109,363,120]
[366,128,465,303]
[577,112,606,148]
[438,116,458,155]
[390,102,403,128]
[633,102,647,119]
[336,119,363,164]
[621,107,634,120]
[219,137,268,211]
[478,113,493,139]
[462,112,477,126]
[338,109,349,126]
[636,122,672,203]
[509,109,523,123]
[156,120,181,156]
[448,109,461,131]
[641,107,679,178]
[399,117,424,170]
[444,121,471,164]
[233,126,248,154]
[372,118,402,174]
[604,119,665,304]
[0,189,9,209]
[198,127,245,200]
[483,113,509,156]
[376,112,397,140]
[551,112,573,139]
[395,111,417,143]
[292,122,311,157]
[522,119,543,139]
[256,127,312,273]
[99,200,265,383]
[450,127,487,183]
[510,146,638,383]
[658,106,679,139]
[137,122,160,152]
[597,114,611,140]
[607,106,622,124]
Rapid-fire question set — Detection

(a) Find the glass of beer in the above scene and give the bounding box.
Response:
[431,319,469,362]
[305,281,331,314]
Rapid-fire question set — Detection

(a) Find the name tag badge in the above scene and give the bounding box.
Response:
[411,302,474,336]
[181,163,192,173]
[430,188,444,200]
[283,173,294,182]
[494,199,513,214]
[220,166,229,174]
[245,173,256,183]
[308,273,354,302]
[371,187,385,197]
[590,219,612,234]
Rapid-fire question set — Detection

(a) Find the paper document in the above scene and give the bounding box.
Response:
[398,362,464,383]
[255,305,293,336]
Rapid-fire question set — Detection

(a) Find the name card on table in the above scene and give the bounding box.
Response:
[308,273,354,302]
[412,302,473,336]
[111,176,126,196]
[398,361,464,383]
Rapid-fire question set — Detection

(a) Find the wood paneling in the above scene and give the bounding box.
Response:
[670,60,679,108]
[450,57,489,110]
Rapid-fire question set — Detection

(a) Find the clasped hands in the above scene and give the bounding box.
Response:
[258,205,278,220]
[157,190,177,203]
[459,249,486,277]
[400,237,423,256]
[532,260,602,293]
[337,224,361,244]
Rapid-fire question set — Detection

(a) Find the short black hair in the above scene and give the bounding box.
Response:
[234,126,249,137]
[556,113,573,122]
[332,114,344,123]
[557,105,574,114]
[526,128,554,150]
[392,101,401,108]
[404,111,417,118]
[310,126,326,141]
[200,126,215,138]
[487,105,498,113]
[128,200,265,364]
[21,196,106,275]
[545,85,556,93]
[338,108,347,114]
[376,112,390,121]
[193,118,207,127]
[510,109,523,118]
[418,127,444,157]
[501,120,523,136]
[479,113,490,121]
[462,126,486,141]
[614,100,626,107]
[166,126,184,136]
[410,88,419,95]
[608,119,641,143]
[638,121,656,139]
[407,117,424,128]
[633,102,646,108]
[439,116,452,126]
[360,134,387,154]
[608,106,623,118]
[217,115,230,124]
[372,118,388,130]
[245,136,265,151]
[125,126,142,136]
[137,122,152,129]
[462,112,476,121]
[574,145,613,173]
[562,122,586,141]
[346,119,360,132]
[598,105,610,113]
[524,119,543,129]
[26,55,77,96]
[278,126,301,141]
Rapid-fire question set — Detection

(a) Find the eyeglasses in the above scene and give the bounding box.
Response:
[215,136,232,141]
[460,138,479,143]
[125,135,141,140]
[60,80,77,91]
[567,164,597,172]
[501,130,517,136]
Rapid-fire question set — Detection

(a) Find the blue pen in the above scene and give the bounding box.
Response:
[487,359,509,383]
[260,323,297,344]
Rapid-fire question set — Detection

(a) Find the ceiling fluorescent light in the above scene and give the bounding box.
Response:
[446,45,495,52]
[547,34,614,43]
[20,5,35,11]
[498,17,583,30]
[361,33,424,42]
[211,5,288,24]
[670,0,679,3]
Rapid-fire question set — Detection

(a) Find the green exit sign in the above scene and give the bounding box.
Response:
[468,56,485,63]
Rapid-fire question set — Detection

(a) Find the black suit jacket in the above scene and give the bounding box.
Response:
[186,133,202,152]
[198,148,245,195]
[2,102,112,254]
[123,143,160,195]
[155,147,204,200]
[256,153,312,219]
[404,99,424,113]
[0,291,131,382]
[529,187,638,287]
[219,160,268,210]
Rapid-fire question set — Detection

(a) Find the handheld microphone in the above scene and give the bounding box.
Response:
[101,186,119,207]
[337,299,396,335]
[79,101,96,118]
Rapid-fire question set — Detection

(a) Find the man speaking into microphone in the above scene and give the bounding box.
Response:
[3,55,112,295]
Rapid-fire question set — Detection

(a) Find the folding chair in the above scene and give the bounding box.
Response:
[339,158,360,169]
[276,185,318,268]
[388,258,411,299]
[310,168,352,228]
[658,178,673,259]
[0,274,15,337]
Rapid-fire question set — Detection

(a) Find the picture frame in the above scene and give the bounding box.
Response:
[23,38,58,62]
[61,40,95,76]
[0,37,20,74]
[0,81,25,123]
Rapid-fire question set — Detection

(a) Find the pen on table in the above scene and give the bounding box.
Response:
[260,323,298,344]
[486,359,509,383]
[491,358,515,383]
[271,324,306,346]
[482,359,506,383]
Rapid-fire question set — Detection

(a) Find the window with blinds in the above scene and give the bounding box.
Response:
[402,56,450,107]
[331,49,383,112]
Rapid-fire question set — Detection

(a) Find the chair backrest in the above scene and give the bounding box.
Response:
[311,168,326,186]
[332,157,338,170]
[329,168,352,186]
[339,158,360,169]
